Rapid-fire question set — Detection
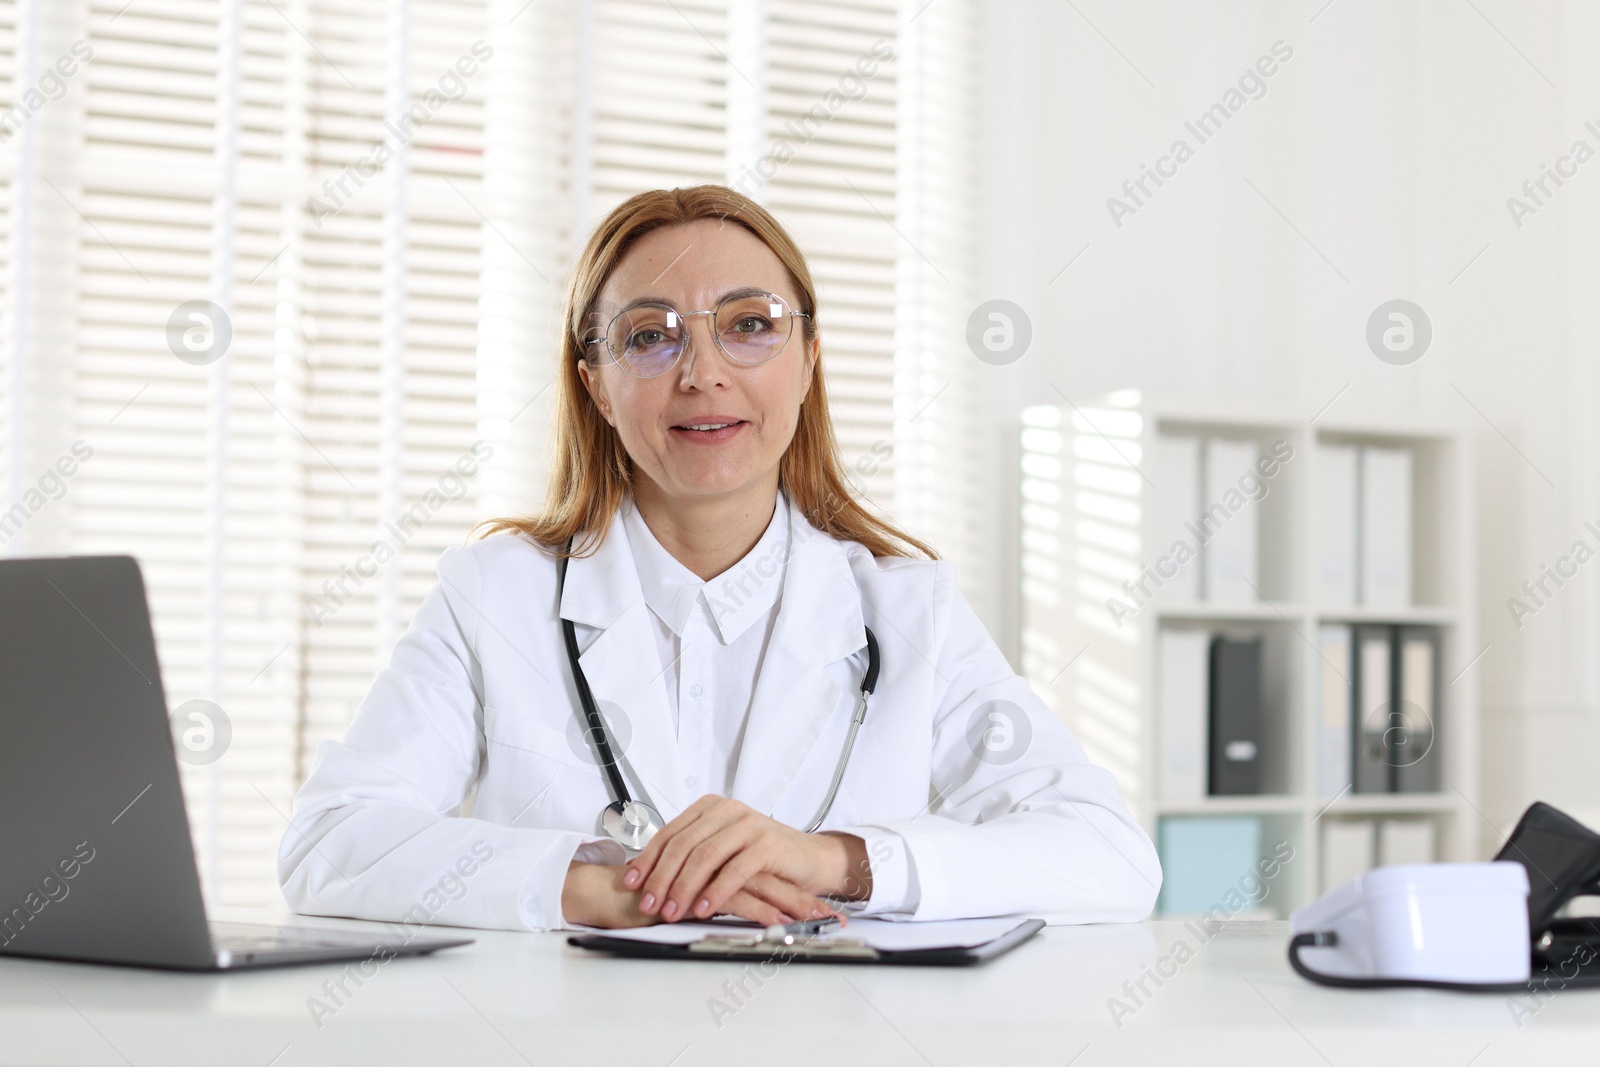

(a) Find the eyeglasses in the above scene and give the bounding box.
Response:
[584,289,811,379]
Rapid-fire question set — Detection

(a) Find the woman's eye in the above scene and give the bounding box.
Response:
[630,329,666,348]
[730,316,772,335]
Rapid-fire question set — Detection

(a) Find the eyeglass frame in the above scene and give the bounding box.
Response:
[581,288,814,379]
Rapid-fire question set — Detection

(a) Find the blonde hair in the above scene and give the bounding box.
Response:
[475,184,937,562]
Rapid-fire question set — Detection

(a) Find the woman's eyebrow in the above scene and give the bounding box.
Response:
[613,286,778,310]
[715,286,773,302]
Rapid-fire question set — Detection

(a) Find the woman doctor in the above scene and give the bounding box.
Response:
[278,185,1161,931]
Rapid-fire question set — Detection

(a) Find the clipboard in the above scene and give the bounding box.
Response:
[567,917,1045,967]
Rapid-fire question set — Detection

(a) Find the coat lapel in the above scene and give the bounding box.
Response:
[728,499,868,819]
[557,495,870,824]
[557,509,689,818]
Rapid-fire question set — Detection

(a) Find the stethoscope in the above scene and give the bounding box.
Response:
[558,535,880,852]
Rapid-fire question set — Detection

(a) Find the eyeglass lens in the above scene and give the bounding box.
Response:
[605,292,796,377]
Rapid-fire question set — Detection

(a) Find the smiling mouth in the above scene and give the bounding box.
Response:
[670,419,747,441]
[673,419,744,430]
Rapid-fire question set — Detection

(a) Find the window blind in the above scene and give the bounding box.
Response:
[2,0,979,907]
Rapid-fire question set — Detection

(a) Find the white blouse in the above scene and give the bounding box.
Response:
[618,488,916,913]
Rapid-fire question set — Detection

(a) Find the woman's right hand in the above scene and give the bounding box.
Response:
[562,861,834,929]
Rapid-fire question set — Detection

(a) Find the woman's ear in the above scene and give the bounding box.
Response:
[799,334,819,403]
[576,358,614,426]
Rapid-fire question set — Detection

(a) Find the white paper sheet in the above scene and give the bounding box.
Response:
[568,916,1030,951]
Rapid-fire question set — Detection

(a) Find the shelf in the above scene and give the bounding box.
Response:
[1155,796,1304,816]
[1312,793,1464,817]
[1155,602,1304,622]
[1158,793,1465,819]
[1314,419,1460,443]
[1155,603,1459,625]
[1019,395,1479,914]
[1155,793,1466,819]
[1314,605,1459,626]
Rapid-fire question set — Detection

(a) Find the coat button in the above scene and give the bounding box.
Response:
[685,775,698,788]
[689,684,703,698]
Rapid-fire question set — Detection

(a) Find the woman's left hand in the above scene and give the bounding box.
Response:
[622,796,874,921]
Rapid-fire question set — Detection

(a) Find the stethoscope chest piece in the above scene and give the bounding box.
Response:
[603,799,663,852]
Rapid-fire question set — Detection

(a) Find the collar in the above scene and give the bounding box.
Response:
[554,489,868,818]
[620,489,790,645]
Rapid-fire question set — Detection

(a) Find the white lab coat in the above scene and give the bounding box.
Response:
[278,494,1161,930]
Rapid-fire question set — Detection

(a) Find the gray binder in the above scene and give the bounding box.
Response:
[1352,626,1393,794]
[1394,628,1441,793]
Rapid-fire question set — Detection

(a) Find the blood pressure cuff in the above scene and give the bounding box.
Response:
[1493,801,1600,988]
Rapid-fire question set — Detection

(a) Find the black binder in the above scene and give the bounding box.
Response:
[1208,634,1262,795]
[567,918,1044,967]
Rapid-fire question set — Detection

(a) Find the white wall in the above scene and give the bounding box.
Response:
[974,0,1600,846]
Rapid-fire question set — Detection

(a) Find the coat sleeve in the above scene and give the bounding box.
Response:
[851,561,1162,924]
[276,544,624,932]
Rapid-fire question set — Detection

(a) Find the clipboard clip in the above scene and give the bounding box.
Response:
[687,932,880,960]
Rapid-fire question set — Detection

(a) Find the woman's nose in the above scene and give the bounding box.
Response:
[676,314,733,386]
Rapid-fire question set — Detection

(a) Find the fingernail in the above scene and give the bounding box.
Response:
[640,892,655,912]
[663,900,678,920]
[696,898,711,917]
[812,907,827,918]
[623,868,641,888]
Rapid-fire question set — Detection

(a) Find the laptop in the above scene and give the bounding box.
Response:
[0,555,473,970]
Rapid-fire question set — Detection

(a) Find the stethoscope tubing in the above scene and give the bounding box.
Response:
[559,606,632,806]
[556,531,878,841]
[801,627,878,832]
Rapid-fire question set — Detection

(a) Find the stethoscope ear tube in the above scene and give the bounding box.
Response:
[1287,932,1531,992]
[860,626,880,693]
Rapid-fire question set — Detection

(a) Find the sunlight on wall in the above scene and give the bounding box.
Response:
[1021,392,1146,814]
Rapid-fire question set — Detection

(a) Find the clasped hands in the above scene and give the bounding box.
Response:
[561,796,873,928]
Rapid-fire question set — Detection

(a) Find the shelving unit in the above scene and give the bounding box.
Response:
[1017,392,1478,916]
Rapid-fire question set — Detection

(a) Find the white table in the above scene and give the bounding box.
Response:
[3,906,1595,1066]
